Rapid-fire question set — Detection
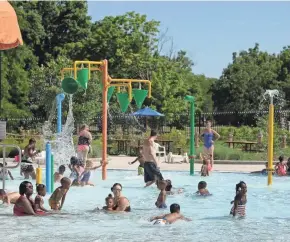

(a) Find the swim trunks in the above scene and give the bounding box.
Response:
[138,166,144,176]
[81,171,91,183]
[157,203,167,209]
[144,162,163,183]
[153,219,167,225]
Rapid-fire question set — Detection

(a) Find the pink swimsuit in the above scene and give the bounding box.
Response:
[277,164,286,176]
[13,196,27,216]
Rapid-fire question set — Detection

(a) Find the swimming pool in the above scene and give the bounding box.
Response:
[1,169,290,242]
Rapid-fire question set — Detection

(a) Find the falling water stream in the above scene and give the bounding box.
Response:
[42,94,76,166]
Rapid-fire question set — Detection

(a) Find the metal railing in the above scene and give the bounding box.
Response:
[0,144,22,190]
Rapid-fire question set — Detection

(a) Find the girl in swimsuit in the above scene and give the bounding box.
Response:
[200,119,220,168]
[68,157,85,186]
[230,181,247,217]
[150,203,191,225]
[111,183,131,212]
[77,124,92,167]
[275,156,286,176]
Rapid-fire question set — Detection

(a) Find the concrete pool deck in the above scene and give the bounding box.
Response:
[1,155,266,173]
[97,156,265,173]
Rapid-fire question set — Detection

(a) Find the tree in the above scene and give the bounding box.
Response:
[212,43,282,124]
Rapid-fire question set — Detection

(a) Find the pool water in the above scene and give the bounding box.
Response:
[1,169,290,242]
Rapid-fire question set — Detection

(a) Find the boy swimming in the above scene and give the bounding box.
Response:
[35,184,49,214]
[150,203,191,225]
[49,177,71,210]
[54,165,66,183]
[196,181,211,196]
[0,189,20,205]
[155,180,167,209]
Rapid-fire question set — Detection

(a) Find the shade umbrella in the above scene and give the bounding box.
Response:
[131,107,164,131]
[131,107,164,117]
[0,0,23,108]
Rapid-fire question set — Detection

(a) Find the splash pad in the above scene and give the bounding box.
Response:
[59,60,152,180]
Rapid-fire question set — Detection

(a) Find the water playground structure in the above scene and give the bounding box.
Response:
[37,60,152,189]
[264,89,279,186]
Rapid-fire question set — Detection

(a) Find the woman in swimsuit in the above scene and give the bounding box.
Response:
[200,119,220,168]
[13,181,36,216]
[77,124,93,167]
[230,181,247,217]
[111,183,131,212]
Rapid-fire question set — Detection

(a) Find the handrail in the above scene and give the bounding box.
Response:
[0,144,22,190]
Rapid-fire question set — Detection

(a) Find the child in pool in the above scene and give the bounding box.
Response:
[155,180,167,209]
[200,153,212,174]
[0,189,20,205]
[93,194,114,212]
[165,180,184,195]
[128,148,145,176]
[49,177,71,210]
[275,155,286,176]
[251,162,274,175]
[201,160,209,176]
[54,165,66,183]
[230,181,247,217]
[69,157,85,186]
[150,203,191,225]
[35,184,49,213]
[0,163,14,180]
[80,160,102,186]
[102,194,114,211]
[196,181,211,196]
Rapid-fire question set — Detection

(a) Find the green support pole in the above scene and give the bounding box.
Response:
[51,154,54,192]
[185,95,195,175]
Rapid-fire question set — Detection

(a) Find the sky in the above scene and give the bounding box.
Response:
[87,1,290,78]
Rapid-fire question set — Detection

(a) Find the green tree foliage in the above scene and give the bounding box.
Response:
[212,43,283,115]
[1,2,215,125]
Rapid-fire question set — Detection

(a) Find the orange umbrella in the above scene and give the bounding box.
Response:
[0,0,23,107]
[0,0,23,49]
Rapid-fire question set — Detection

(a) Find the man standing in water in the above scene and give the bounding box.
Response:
[142,130,164,187]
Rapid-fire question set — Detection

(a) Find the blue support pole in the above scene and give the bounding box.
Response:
[46,142,52,194]
[56,93,65,134]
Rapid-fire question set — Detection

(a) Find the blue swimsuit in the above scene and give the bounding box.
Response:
[203,132,214,149]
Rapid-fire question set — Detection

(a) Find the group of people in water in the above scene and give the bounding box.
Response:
[0,121,249,223]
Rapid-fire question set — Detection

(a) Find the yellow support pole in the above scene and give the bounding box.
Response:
[267,103,274,186]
